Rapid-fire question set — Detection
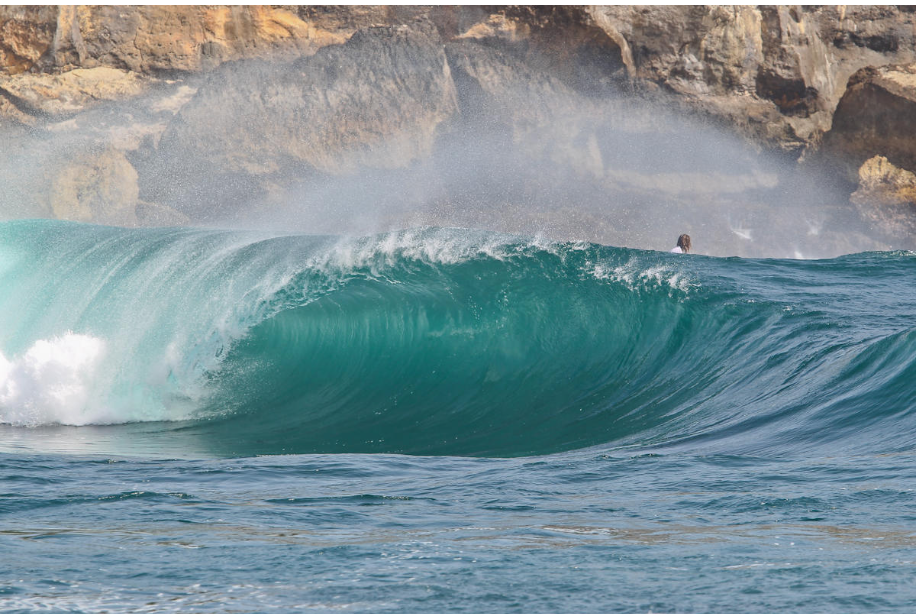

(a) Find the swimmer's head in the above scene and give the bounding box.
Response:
[676,234,691,253]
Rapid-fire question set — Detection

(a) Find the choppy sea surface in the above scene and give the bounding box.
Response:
[0,220,914,613]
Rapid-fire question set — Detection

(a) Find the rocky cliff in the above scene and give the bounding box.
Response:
[0,5,914,256]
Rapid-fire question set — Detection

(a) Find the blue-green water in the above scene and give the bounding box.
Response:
[0,220,914,613]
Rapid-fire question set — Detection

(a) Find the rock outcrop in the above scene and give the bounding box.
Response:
[2,6,912,152]
[138,22,458,220]
[819,63,916,180]
[49,146,139,225]
[585,5,915,154]
[0,5,913,252]
[850,155,916,240]
[0,66,144,122]
[0,6,354,75]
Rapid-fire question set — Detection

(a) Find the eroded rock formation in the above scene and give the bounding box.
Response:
[49,146,139,225]
[820,63,916,180]
[139,22,458,220]
[0,5,913,253]
[851,155,916,239]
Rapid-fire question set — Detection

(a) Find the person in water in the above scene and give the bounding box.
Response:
[670,234,691,254]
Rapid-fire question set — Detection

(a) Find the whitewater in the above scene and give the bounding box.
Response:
[0,219,914,613]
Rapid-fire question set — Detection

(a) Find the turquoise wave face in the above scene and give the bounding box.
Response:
[0,220,914,457]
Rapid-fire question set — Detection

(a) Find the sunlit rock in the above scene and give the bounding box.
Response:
[850,155,916,241]
[0,67,145,118]
[0,6,360,75]
[49,147,139,226]
[584,6,915,156]
[0,5,57,74]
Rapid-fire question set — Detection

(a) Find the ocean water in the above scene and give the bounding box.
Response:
[0,219,914,613]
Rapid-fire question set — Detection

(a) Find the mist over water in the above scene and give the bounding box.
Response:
[228,100,859,259]
[0,40,898,259]
[180,87,886,259]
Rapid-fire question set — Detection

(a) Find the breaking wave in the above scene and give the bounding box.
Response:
[0,220,913,457]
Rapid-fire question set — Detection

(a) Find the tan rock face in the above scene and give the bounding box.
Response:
[0,6,384,76]
[139,23,459,219]
[0,6,58,74]
[585,6,764,96]
[50,147,139,225]
[0,5,912,156]
[854,155,917,205]
[850,155,916,240]
[0,67,144,117]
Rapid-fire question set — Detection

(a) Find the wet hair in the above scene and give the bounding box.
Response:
[676,234,691,253]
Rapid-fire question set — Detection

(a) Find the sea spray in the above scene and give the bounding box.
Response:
[0,333,106,426]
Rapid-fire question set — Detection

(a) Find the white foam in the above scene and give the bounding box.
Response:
[591,259,694,295]
[0,333,108,426]
[307,227,540,275]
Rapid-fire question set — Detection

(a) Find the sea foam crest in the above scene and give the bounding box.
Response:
[0,333,107,426]
[305,228,561,276]
[589,258,694,296]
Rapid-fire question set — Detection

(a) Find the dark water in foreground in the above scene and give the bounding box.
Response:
[0,220,914,612]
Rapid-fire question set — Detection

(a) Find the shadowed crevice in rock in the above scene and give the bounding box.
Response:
[755,70,819,118]
[0,85,53,120]
[821,65,916,179]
